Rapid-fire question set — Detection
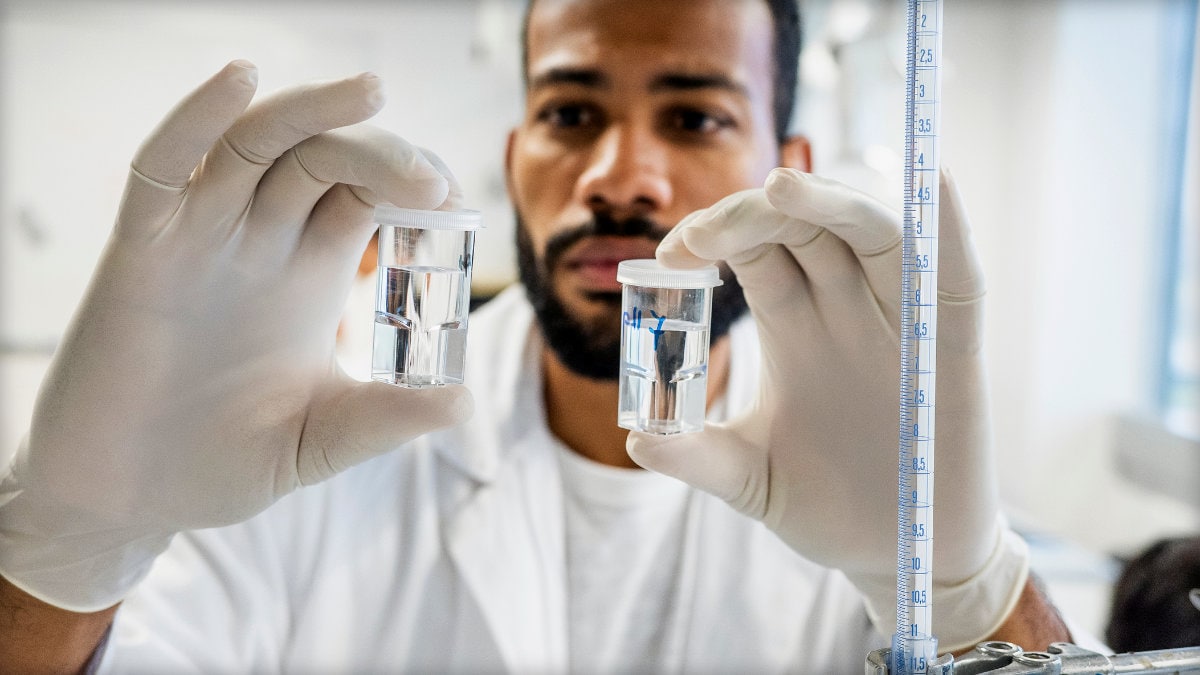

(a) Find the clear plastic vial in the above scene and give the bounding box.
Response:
[617,259,722,435]
[371,206,482,387]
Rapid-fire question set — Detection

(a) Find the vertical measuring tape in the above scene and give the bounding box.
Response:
[893,0,943,673]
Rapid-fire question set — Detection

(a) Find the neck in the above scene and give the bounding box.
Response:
[542,337,731,469]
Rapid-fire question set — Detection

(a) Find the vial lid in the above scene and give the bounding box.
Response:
[616,259,723,289]
[374,205,484,230]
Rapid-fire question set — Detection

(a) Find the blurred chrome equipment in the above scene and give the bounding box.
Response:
[868,641,1200,674]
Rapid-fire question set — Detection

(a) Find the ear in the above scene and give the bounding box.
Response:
[504,128,518,200]
[778,134,812,172]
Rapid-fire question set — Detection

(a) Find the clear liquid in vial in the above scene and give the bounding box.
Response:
[373,265,467,387]
[618,318,709,434]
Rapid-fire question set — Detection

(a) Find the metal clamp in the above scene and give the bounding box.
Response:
[867,641,1200,674]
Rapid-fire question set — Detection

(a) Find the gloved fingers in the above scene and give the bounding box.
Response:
[121,61,259,230]
[296,380,474,486]
[626,424,768,521]
[724,241,818,322]
[183,73,390,229]
[298,142,463,258]
[240,145,360,257]
[656,210,730,268]
[936,167,986,303]
[292,125,450,212]
[764,169,901,254]
[764,169,903,315]
[667,170,900,262]
[131,61,259,188]
[291,183,380,283]
[664,179,897,326]
[223,72,386,168]
[662,169,901,276]
[775,225,901,330]
[415,146,465,211]
[664,188,823,267]
[240,125,452,262]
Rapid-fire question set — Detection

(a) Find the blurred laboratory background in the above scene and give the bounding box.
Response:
[1,0,1197,642]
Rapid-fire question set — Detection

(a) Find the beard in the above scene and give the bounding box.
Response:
[516,210,749,380]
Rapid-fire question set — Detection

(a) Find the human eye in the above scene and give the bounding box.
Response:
[664,106,736,136]
[535,102,602,131]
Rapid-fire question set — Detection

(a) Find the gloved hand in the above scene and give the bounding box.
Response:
[627,168,1029,651]
[0,62,473,612]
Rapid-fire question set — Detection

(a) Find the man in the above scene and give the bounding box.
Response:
[0,0,1075,672]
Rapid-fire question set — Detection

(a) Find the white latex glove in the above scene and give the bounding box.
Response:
[627,168,1028,651]
[0,62,473,612]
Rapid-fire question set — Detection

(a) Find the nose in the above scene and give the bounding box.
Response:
[575,123,672,221]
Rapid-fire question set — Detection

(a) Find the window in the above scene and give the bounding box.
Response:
[1159,0,1199,439]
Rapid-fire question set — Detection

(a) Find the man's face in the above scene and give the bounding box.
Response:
[507,0,782,379]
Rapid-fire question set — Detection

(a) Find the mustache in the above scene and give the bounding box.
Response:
[543,213,673,272]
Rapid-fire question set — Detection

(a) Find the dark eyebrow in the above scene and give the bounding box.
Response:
[650,72,748,96]
[528,68,747,97]
[528,67,609,92]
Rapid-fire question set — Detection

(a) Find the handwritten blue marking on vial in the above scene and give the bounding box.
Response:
[648,310,666,351]
[624,307,667,351]
[623,307,642,329]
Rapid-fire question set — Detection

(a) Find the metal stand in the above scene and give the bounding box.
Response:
[867,641,1200,674]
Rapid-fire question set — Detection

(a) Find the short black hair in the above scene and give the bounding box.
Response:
[1105,536,1200,651]
[765,0,802,144]
[520,0,803,144]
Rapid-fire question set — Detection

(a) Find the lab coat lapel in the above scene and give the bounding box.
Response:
[443,435,568,673]
[440,289,569,672]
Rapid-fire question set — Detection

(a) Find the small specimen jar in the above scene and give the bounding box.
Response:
[616,259,722,434]
[371,206,482,387]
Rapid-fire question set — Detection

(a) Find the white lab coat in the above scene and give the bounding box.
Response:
[101,285,885,674]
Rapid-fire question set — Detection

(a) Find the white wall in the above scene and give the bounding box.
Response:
[946,0,1198,555]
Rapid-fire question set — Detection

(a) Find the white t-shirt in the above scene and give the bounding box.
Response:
[102,285,886,674]
[558,444,691,673]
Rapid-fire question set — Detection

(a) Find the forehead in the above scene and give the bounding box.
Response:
[525,0,774,93]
